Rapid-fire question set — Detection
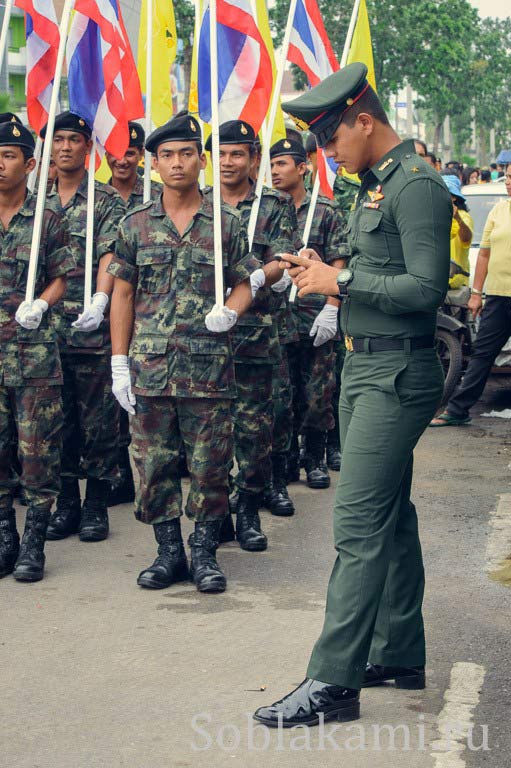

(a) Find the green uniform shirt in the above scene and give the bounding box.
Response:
[333,174,360,217]
[108,192,259,399]
[48,174,126,354]
[109,176,162,210]
[0,193,75,387]
[342,140,452,339]
[293,190,347,337]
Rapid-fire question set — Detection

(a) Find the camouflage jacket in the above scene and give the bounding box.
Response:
[108,192,258,398]
[0,192,74,387]
[109,175,163,210]
[293,190,348,337]
[48,174,126,354]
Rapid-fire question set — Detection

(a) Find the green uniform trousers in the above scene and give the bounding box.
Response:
[271,345,293,455]
[232,362,273,494]
[307,348,444,690]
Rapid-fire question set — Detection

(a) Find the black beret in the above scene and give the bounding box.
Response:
[0,112,22,125]
[146,112,202,153]
[40,111,92,139]
[128,121,145,148]
[282,62,369,148]
[270,138,307,163]
[0,121,35,152]
[204,120,255,152]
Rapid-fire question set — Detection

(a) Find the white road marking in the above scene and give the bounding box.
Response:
[430,662,486,767]
[485,493,511,574]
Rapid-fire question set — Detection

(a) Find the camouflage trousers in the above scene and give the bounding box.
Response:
[232,362,273,495]
[119,409,131,450]
[271,344,293,455]
[60,353,119,482]
[288,338,336,433]
[0,384,63,512]
[131,395,233,524]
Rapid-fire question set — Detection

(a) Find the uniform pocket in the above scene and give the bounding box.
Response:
[136,247,173,294]
[191,247,227,294]
[18,329,62,380]
[130,335,169,390]
[189,337,232,393]
[15,245,32,286]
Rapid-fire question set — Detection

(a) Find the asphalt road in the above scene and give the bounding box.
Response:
[2,379,511,768]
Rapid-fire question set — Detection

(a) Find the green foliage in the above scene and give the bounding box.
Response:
[0,93,10,112]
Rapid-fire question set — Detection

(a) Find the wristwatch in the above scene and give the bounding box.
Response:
[336,268,354,297]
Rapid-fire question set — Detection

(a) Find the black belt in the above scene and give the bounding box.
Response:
[344,335,435,353]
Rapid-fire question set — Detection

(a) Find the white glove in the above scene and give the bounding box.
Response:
[205,304,238,333]
[72,292,109,331]
[15,298,49,330]
[249,268,266,299]
[310,304,339,347]
[271,270,292,293]
[111,354,136,415]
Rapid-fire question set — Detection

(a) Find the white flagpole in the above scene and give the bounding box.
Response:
[84,133,97,310]
[192,0,206,188]
[0,0,14,80]
[289,0,361,302]
[209,0,224,305]
[143,0,153,202]
[27,137,43,192]
[25,0,74,305]
[246,0,298,249]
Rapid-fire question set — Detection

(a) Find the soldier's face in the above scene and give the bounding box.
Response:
[0,146,35,190]
[52,131,92,173]
[218,145,252,188]
[106,147,143,183]
[271,156,306,192]
[324,117,372,174]
[154,141,205,190]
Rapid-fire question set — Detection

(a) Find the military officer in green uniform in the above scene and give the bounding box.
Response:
[108,113,258,593]
[0,122,74,582]
[43,112,126,544]
[105,121,162,507]
[254,63,452,726]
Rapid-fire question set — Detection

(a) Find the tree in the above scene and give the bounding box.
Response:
[174,0,196,99]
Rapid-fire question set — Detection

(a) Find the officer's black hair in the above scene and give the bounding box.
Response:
[341,85,390,128]
[21,147,34,162]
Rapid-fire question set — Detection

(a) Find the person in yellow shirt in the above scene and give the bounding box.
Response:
[431,165,511,426]
[442,174,473,290]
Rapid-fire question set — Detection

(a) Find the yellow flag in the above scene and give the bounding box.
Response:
[138,0,178,127]
[346,0,376,92]
[254,0,286,146]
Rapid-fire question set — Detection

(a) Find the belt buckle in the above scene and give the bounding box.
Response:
[345,335,354,353]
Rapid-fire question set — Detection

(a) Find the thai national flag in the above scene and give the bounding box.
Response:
[288,0,340,198]
[15,0,59,135]
[198,0,273,134]
[67,0,143,158]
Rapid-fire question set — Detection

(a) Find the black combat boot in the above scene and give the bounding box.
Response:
[303,429,330,489]
[286,432,300,482]
[79,478,109,542]
[0,508,19,578]
[234,492,268,551]
[137,518,189,589]
[218,512,236,543]
[326,424,342,472]
[13,506,50,582]
[108,447,135,506]
[264,454,295,516]
[46,477,81,540]
[189,521,226,593]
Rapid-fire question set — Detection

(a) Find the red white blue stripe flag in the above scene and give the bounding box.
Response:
[66,0,143,158]
[288,0,340,198]
[198,0,273,134]
[15,0,60,135]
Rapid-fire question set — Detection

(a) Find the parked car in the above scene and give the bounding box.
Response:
[463,181,507,283]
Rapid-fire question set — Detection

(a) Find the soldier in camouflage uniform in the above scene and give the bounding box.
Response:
[108,113,258,593]
[0,122,74,582]
[205,120,296,547]
[106,121,162,507]
[43,112,126,544]
[271,138,347,489]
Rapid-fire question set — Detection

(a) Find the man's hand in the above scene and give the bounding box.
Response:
[111,354,136,415]
[249,268,266,299]
[72,292,109,331]
[15,299,49,329]
[468,293,483,319]
[278,252,341,298]
[205,304,238,332]
[310,304,339,346]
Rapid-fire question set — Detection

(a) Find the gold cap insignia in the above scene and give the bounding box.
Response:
[346,98,354,106]
[283,140,291,148]
[12,126,20,137]
[190,119,197,132]
[11,116,16,122]
[240,124,248,135]
[131,128,137,139]
[79,119,85,127]
[290,116,309,132]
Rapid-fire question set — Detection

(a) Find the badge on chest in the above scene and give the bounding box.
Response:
[363,184,385,210]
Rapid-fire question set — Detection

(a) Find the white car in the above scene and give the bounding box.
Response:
[462,181,507,284]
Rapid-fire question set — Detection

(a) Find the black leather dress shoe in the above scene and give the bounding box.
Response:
[362,663,425,689]
[253,679,360,727]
